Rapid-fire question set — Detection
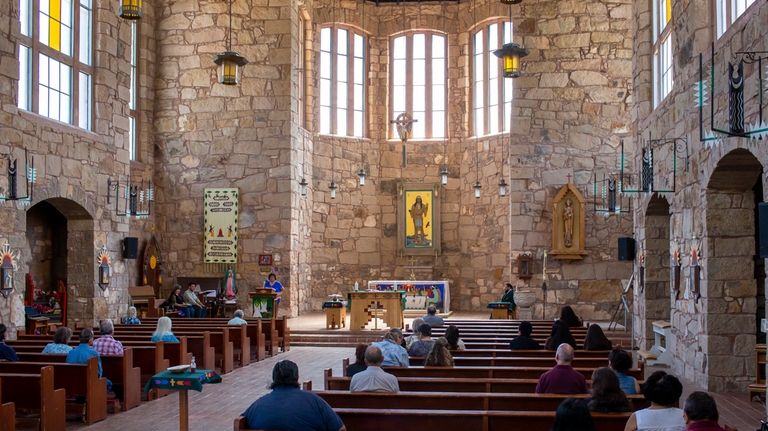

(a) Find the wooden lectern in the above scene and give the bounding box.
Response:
[348,291,404,330]
[250,288,279,318]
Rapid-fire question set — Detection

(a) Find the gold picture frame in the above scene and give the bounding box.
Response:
[397,182,441,256]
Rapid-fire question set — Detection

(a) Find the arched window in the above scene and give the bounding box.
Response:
[472,20,513,137]
[390,31,447,139]
[652,0,673,108]
[319,25,366,137]
[129,21,139,160]
[17,0,93,129]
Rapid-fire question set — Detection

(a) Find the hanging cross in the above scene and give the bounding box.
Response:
[566,173,572,184]
[391,113,417,167]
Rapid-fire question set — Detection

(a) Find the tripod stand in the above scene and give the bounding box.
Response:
[608,272,634,333]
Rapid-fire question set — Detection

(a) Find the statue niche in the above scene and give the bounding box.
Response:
[551,183,587,260]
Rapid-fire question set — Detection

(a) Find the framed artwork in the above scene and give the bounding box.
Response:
[258,255,273,266]
[397,182,441,256]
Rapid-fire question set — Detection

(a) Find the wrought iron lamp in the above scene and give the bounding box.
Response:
[0,149,36,203]
[439,165,449,186]
[0,243,18,298]
[214,0,248,85]
[498,177,508,197]
[689,236,701,302]
[329,180,338,200]
[392,112,416,167]
[107,177,154,218]
[494,43,529,78]
[357,168,367,186]
[118,0,142,19]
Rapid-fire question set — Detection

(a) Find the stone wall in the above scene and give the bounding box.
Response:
[630,0,768,390]
[307,0,634,316]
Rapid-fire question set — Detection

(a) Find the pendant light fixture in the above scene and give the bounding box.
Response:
[474,142,482,199]
[214,0,248,85]
[330,137,338,199]
[357,168,367,186]
[493,3,528,78]
[438,2,449,187]
[118,0,142,20]
[299,135,309,197]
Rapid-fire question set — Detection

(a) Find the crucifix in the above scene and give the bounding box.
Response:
[391,113,416,167]
[566,173,572,184]
[408,256,417,280]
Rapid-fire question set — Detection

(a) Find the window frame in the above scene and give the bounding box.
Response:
[318,24,367,138]
[389,30,448,140]
[715,0,757,38]
[652,0,673,108]
[17,0,94,129]
[129,20,140,161]
[471,19,514,137]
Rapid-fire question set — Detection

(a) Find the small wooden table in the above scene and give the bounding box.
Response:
[348,291,404,330]
[144,369,222,431]
[323,302,346,329]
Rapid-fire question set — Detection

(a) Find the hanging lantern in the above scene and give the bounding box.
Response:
[439,165,449,186]
[214,51,248,85]
[473,181,482,199]
[0,243,18,298]
[118,0,142,19]
[498,177,508,197]
[494,43,529,78]
[299,177,309,197]
[357,168,367,186]
[329,181,338,199]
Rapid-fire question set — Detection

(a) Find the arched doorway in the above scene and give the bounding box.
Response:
[635,194,671,350]
[25,198,95,327]
[703,148,763,391]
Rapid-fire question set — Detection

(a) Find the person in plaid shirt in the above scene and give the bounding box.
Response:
[93,320,124,356]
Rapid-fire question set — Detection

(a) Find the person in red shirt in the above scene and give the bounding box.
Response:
[683,392,737,431]
[535,343,588,394]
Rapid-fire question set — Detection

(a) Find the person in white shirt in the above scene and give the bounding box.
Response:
[350,346,399,393]
[624,370,685,431]
[228,309,248,326]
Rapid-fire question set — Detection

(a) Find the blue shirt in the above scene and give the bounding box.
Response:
[42,343,73,354]
[408,339,435,357]
[227,317,247,326]
[243,387,343,431]
[264,279,284,293]
[66,343,103,377]
[422,314,444,327]
[150,333,180,343]
[0,342,18,361]
[372,340,409,367]
[123,317,141,325]
[615,371,638,395]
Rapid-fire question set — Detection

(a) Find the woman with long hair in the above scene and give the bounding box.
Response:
[346,344,368,377]
[559,305,583,328]
[545,319,577,350]
[150,316,179,343]
[588,367,632,413]
[444,325,465,351]
[424,337,454,367]
[583,324,613,350]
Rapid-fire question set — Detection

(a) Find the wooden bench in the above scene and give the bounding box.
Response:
[378,365,643,380]
[0,358,107,425]
[441,349,615,358]
[407,356,619,369]
[0,366,65,431]
[749,343,766,401]
[0,379,17,431]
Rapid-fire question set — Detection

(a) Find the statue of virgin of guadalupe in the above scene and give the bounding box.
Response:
[223,269,237,300]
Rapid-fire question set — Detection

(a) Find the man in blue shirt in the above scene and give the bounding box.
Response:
[0,324,18,361]
[372,328,409,367]
[66,328,103,377]
[243,360,345,431]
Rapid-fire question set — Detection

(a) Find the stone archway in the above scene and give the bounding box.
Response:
[702,148,763,391]
[26,198,95,327]
[634,194,671,350]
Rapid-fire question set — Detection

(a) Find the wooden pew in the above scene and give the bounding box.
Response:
[15,350,141,411]
[0,379,16,431]
[408,356,619,369]
[234,409,632,431]
[0,358,107,425]
[315,390,650,411]
[326,375,544,393]
[380,365,642,380]
[0,366,65,431]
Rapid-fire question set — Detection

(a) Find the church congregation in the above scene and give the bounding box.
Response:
[0,0,766,427]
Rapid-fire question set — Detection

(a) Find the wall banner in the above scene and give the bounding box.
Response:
[203,188,239,264]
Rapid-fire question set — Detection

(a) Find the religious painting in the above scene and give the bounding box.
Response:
[203,188,239,264]
[397,183,441,256]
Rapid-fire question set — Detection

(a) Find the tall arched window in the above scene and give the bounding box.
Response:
[472,20,513,137]
[390,31,447,139]
[319,25,366,137]
[17,0,93,129]
[652,0,673,108]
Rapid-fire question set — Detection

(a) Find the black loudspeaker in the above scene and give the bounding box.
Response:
[123,237,139,259]
[759,203,768,258]
[618,237,636,261]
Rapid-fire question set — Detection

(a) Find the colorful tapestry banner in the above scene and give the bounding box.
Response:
[203,188,239,264]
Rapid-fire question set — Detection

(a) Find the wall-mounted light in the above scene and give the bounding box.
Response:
[357,168,367,187]
[299,177,309,197]
[439,165,449,186]
[671,237,682,299]
[689,236,701,302]
[473,181,482,199]
[97,245,111,291]
[0,243,18,298]
[498,177,508,197]
[329,181,338,200]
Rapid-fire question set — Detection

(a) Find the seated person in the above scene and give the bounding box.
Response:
[407,324,435,357]
[421,305,444,328]
[683,391,736,431]
[624,370,685,431]
[583,324,613,350]
[509,320,542,350]
[560,305,583,328]
[350,346,399,393]
[183,283,207,318]
[264,273,284,304]
[161,286,186,315]
[228,309,248,326]
[403,318,424,350]
[346,344,368,377]
[151,316,180,343]
[587,367,631,412]
[535,343,587,394]
[93,319,124,356]
[0,324,18,361]
[372,329,409,367]
[66,328,107,387]
[42,326,74,354]
[444,325,466,351]
[242,360,345,431]
[545,319,577,350]
[122,306,141,325]
[424,337,454,367]
[609,348,640,395]
[552,398,595,431]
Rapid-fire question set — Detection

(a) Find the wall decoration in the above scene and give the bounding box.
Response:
[0,149,36,203]
[203,188,239,265]
[550,183,587,260]
[97,245,111,291]
[397,183,441,256]
[142,237,163,297]
[0,243,18,297]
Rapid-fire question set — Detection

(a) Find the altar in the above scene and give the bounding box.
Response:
[367,280,450,312]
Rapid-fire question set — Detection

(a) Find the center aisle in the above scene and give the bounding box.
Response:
[73,346,354,431]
